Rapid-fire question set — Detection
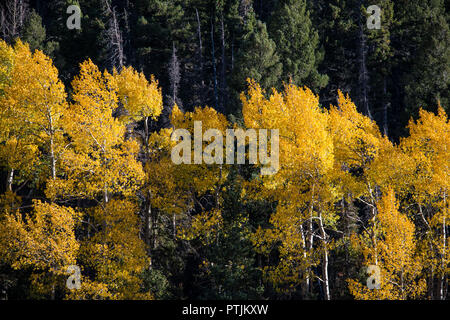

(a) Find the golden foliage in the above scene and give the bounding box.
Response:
[348,188,426,299]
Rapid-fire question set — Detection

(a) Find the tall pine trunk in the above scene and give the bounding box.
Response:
[220,14,227,114]
[383,77,389,136]
[358,3,372,119]
[211,19,219,110]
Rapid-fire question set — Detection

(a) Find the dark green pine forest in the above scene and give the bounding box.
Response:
[0,0,449,300]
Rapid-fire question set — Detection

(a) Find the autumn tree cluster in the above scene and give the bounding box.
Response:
[0,40,161,299]
[1,0,448,140]
[0,39,448,300]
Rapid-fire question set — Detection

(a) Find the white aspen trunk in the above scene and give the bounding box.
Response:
[50,136,56,180]
[440,192,447,300]
[372,206,378,265]
[173,213,176,239]
[103,182,109,204]
[144,117,154,265]
[307,217,314,297]
[7,168,14,191]
[368,183,378,265]
[318,212,330,300]
[4,0,27,40]
[145,190,152,251]
[153,207,158,248]
[300,224,309,298]
[306,185,315,297]
[45,103,56,183]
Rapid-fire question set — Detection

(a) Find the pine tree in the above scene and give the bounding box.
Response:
[21,9,58,57]
[311,0,360,107]
[230,10,281,116]
[400,0,450,117]
[366,0,395,136]
[268,0,328,91]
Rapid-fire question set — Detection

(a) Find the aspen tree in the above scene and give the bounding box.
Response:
[399,106,449,299]
[348,188,426,299]
[242,80,334,299]
[0,40,67,190]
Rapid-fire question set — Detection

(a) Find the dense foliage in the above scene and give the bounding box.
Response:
[0,0,448,300]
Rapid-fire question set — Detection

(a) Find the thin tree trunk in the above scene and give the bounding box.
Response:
[145,190,152,253]
[220,14,226,114]
[195,8,203,75]
[6,168,14,191]
[47,106,56,181]
[211,19,219,110]
[368,183,378,265]
[172,213,176,239]
[318,212,330,300]
[429,264,434,300]
[300,224,309,299]
[50,137,56,180]
[151,206,158,249]
[103,182,109,204]
[231,37,234,71]
[143,117,153,264]
[372,206,378,265]
[49,119,56,180]
[169,42,180,106]
[2,0,28,42]
[306,185,315,297]
[358,4,372,119]
[342,197,350,269]
[383,77,388,136]
[144,116,149,154]
[440,191,447,300]
[51,283,55,300]
[104,0,124,70]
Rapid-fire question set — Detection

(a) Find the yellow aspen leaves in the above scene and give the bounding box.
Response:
[114,66,163,123]
[178,209,223,245]
[0,200,80,297]
[0,38,448,300]
[242,81,334,297]
[348,188,426,299]
[47,59,146,201]
[76,200,151,300]
[0,40,68,185]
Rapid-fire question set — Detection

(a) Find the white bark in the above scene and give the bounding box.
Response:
[103,0,124,70]
[0,0,28,42]
[318,212,330,300]
[7,168,14,191]
[440,192,447,300]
